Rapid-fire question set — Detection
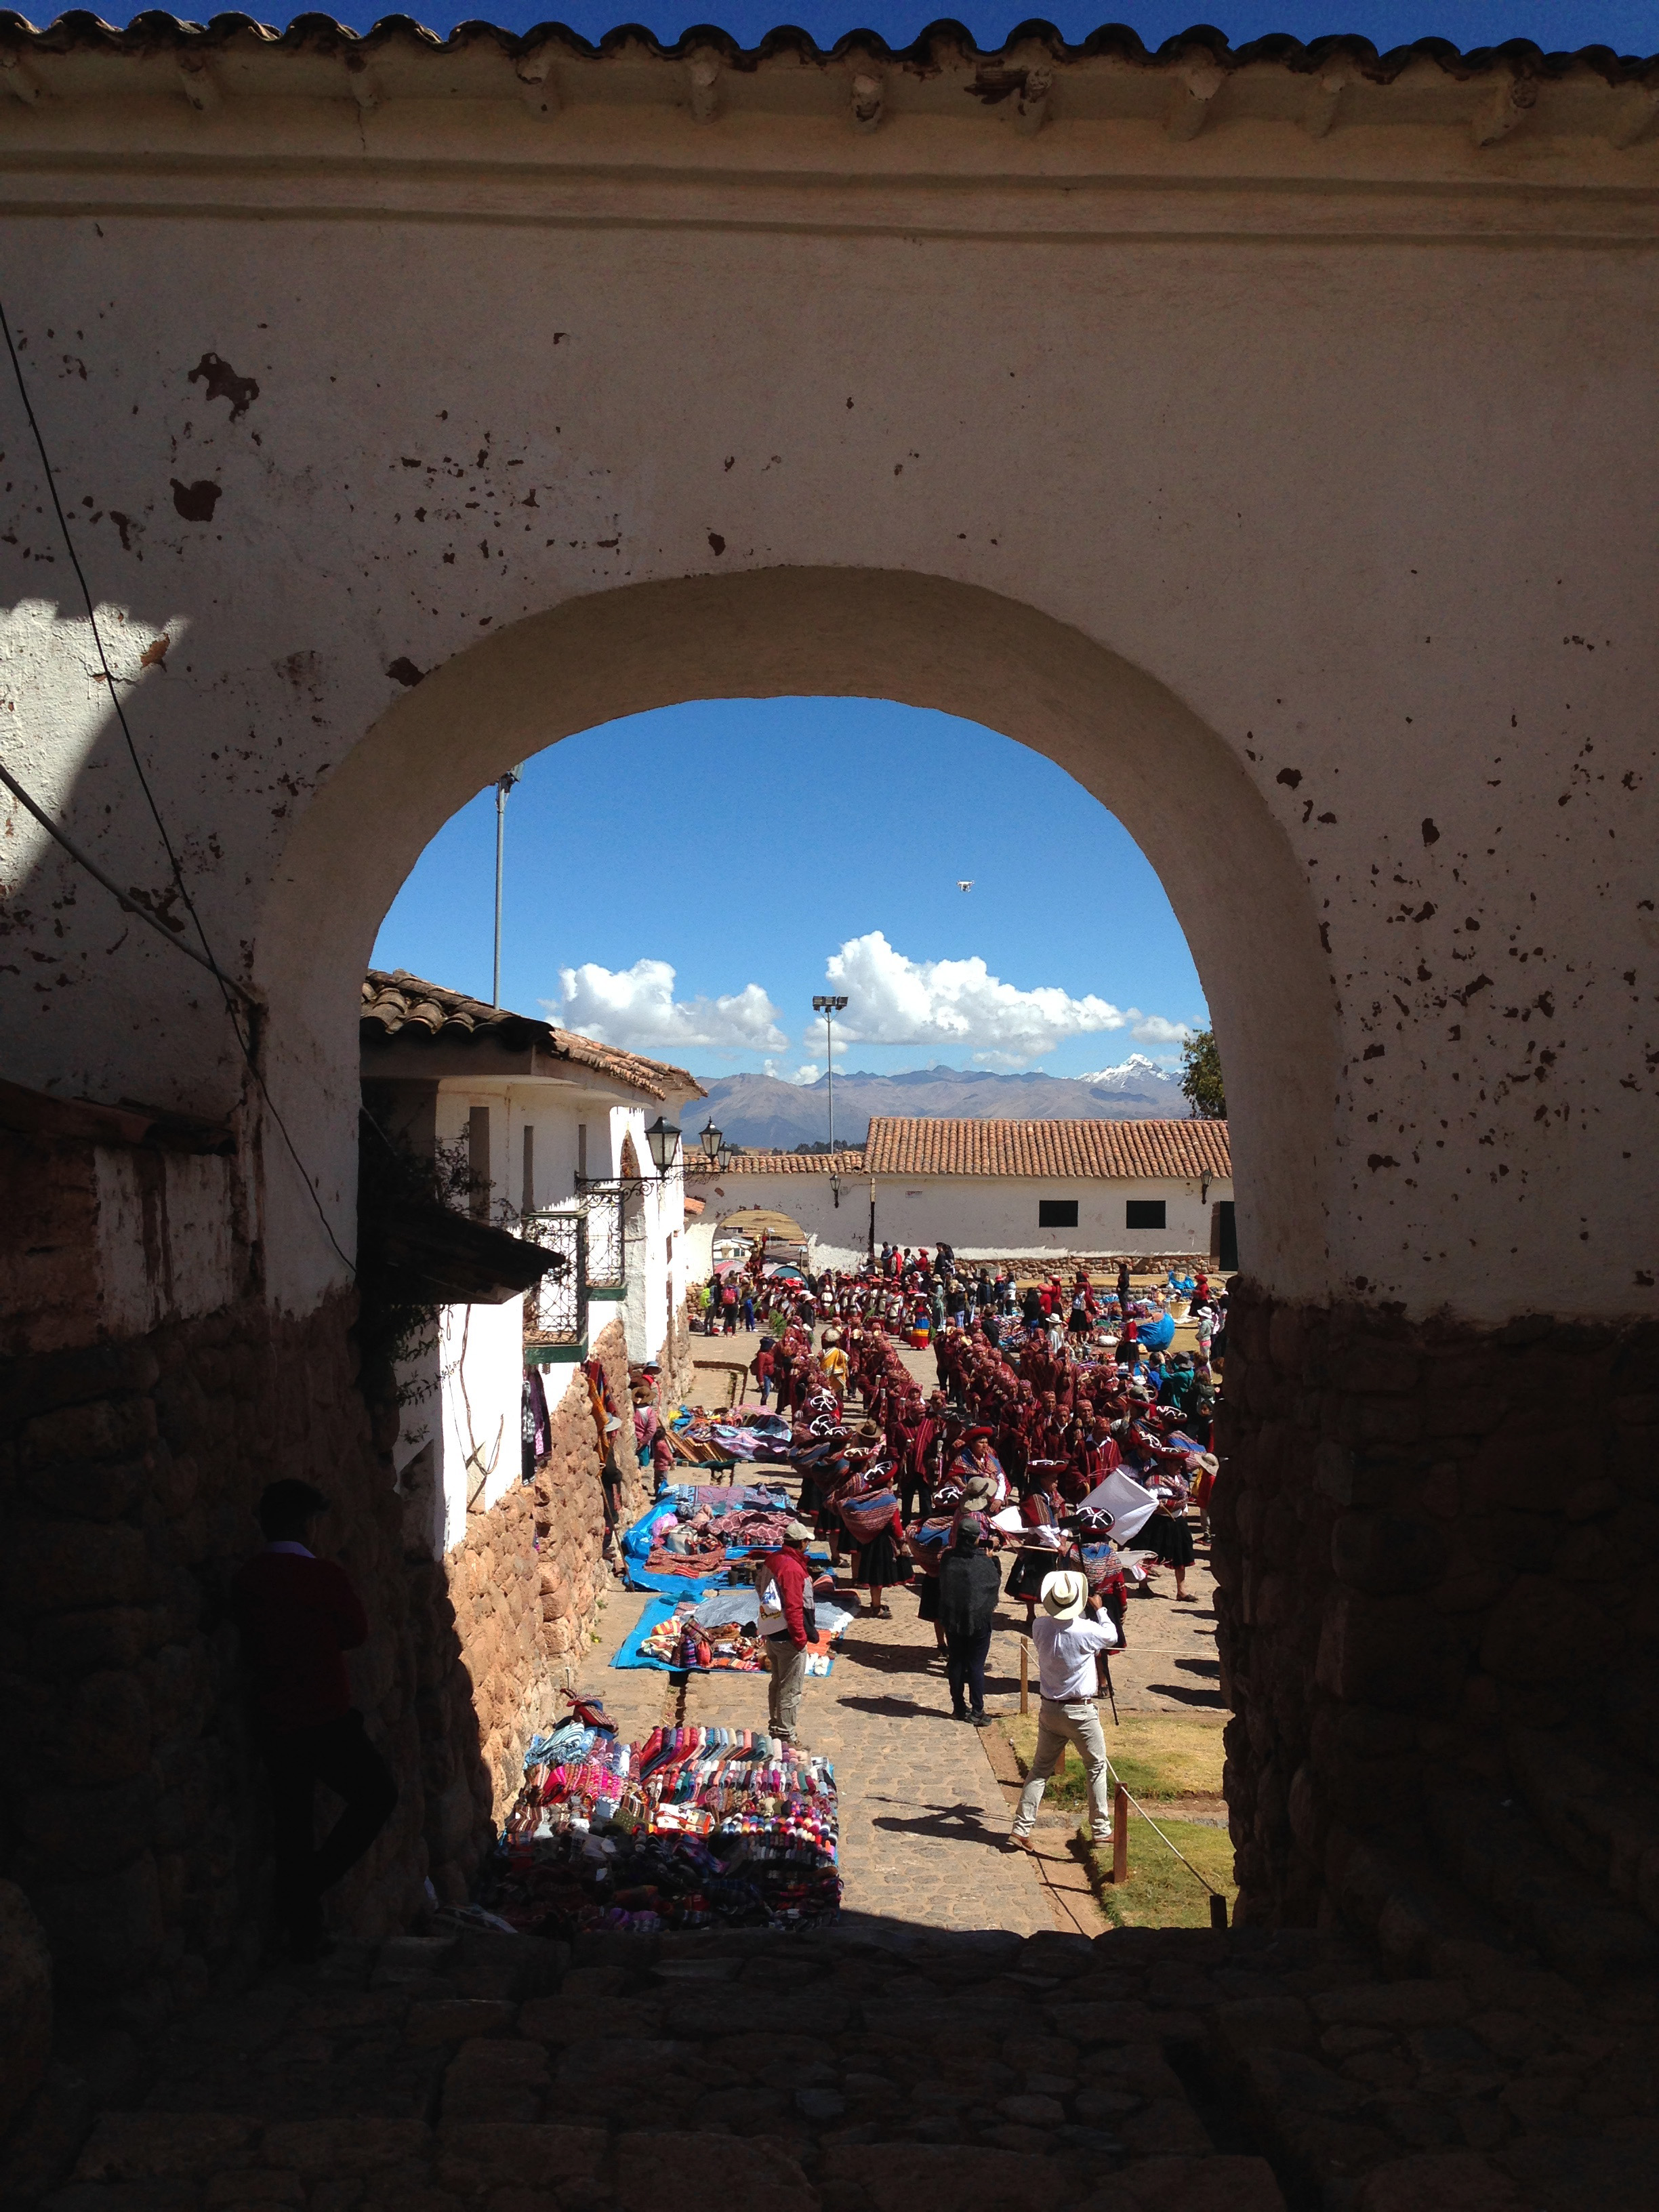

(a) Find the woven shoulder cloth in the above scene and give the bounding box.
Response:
[838,1486,899,1540]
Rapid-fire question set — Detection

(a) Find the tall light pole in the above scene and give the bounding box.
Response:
[493,762,523,1006]
[812,994,848,1206]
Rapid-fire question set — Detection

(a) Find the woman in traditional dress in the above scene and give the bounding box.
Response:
[1006,1461,1067,1619]
[840,1460,909,1618]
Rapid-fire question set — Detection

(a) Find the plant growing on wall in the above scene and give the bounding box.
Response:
[1179,1027,1227,1120]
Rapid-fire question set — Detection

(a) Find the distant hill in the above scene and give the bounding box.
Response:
[702,1059,1189,1151]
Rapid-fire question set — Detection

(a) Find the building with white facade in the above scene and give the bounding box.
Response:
[684,1117,1233,1277]
[361,970,703,1553]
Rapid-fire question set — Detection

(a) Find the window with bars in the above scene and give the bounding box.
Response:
[522,1210,586,1355]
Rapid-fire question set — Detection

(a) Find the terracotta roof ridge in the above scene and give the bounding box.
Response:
[362,968,704,1101]
[861,1113,1230,1179]
[8,18,1656,77]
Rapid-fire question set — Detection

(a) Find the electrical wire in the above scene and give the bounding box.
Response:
[0,288,355,1278]
[0,757,253,998]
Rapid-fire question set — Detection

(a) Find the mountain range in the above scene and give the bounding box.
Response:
[698,1059,1189,1151]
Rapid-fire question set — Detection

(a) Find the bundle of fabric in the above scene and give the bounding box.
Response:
[636,1600,764,1672]
[838,1483,899,1540]
[634,1725,840,1922]
[504,1729,634,1842]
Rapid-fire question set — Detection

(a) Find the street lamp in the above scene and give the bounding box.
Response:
[644,1115,681,1178]
[812,994,848,1206]
[699,1118,723,1163]
[492,762,524,1007]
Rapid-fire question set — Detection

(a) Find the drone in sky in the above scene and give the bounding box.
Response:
[956,878,975,893]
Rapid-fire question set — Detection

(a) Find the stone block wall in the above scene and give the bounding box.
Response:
[0,1290,433,2028]
[415,1318,648,1886]
[1214,1279,1659,1955]
[0,1104,661,2104]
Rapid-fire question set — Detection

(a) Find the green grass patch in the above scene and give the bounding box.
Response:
[994,1710,1236,1929]
[1082,1816,1238,1930]
[1000,1711,1225,1807]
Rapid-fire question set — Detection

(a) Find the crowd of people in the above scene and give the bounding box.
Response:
[699,1243,1227,1812]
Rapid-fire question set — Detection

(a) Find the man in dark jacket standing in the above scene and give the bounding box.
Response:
[937,1515,1002,1725]
[232,1479,397,1959]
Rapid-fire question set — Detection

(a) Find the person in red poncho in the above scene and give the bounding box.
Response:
[232,1480,397,1960]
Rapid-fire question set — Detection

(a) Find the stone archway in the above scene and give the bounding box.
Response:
[256,567,1337,1317]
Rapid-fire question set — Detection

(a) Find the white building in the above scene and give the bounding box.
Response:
[685,1117,1233,1278]
[361,970,704,1553]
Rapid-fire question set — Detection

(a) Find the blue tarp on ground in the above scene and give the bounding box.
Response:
[612,1589,841,1675]
[619,1481,796,1594]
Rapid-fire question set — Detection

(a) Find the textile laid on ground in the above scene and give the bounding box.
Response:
[612,1584,848,1675]
[620,1482,792,1592]
[491,1722,840,1935]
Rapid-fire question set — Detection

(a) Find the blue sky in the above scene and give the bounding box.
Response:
[78,5,1659,57]
[372,700,1209,1081]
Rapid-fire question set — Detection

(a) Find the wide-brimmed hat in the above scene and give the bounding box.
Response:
[1040,1570,1089,1622]
[961,1475,997,1507]
[1189,1452,1220,1476]
[855,1420,880,1440]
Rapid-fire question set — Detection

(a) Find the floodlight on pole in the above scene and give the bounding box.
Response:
[811,994,848,1205]
[492,762,523,1007]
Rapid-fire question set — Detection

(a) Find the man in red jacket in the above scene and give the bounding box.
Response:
[232,1480,397,1959]
[756,1521,817,1745]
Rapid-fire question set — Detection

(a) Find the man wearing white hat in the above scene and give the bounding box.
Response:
[1007,1570,1120,1851]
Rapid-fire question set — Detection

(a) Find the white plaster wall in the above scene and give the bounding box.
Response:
[436,1294,525,1555]
[429,1079,682,1360]
[2,68,1656,1326]
[705,1171,1232,1266]
[92,1147,236,1336]
[876,1176,1233,1260]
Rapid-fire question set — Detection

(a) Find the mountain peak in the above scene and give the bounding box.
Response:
[705,1060,1185,1151]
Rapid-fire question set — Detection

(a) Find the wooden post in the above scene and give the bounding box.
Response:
[1209,1891,1229,1929]
[1112,1784,1129,1886]
[1019,1641,1029,1715]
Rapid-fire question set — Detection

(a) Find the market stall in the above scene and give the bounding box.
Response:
[613,1582,853,1675]
[488,1712,840,1935]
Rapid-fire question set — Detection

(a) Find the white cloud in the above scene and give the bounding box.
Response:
[764,1059,822,1085]
[824,930,1153,1069]
[552,958,787,1052]
[1130,1014,1191,1047]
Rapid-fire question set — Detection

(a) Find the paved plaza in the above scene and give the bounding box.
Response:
[575,1423,1225,1942]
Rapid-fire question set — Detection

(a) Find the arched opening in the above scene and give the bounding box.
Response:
[245,565,1327,1934]
[258,568,1338,1318]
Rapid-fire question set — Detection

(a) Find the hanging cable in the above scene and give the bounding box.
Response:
[0,758,253,999]
[0,288,355,1279]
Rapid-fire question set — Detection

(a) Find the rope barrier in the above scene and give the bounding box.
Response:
[1110,1765,1223,1897]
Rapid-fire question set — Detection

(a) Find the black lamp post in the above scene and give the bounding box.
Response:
[644,1115,681,1178]
[812,993,848,1205]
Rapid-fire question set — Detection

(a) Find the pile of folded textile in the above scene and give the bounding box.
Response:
[486,1723,840,1935]
[504,1718,634,1840]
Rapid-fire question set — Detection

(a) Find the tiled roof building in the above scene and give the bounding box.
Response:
[362,970,703,1104]
[863,1117,1229,1180]
[718,1151,867,1176]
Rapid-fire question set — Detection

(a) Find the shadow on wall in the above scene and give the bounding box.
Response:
[0,1099,500,2151]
